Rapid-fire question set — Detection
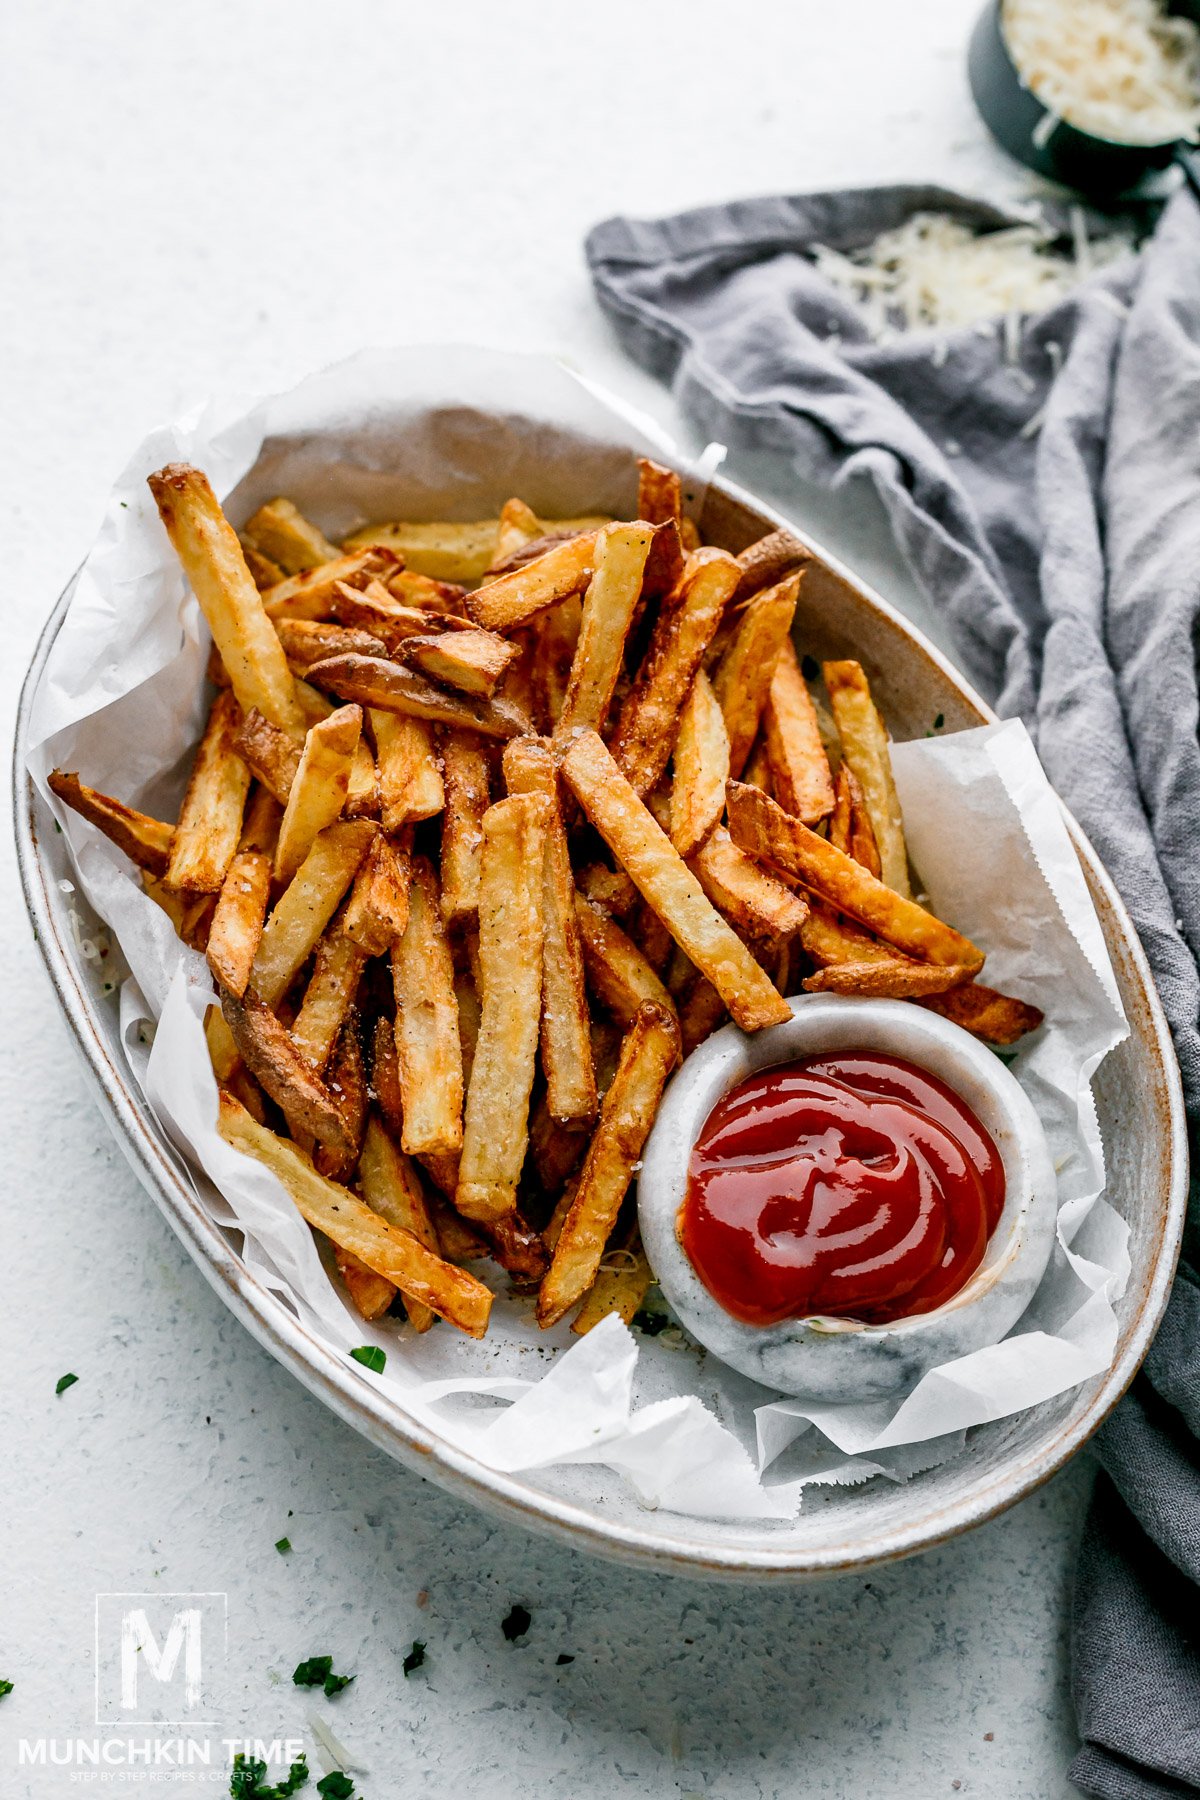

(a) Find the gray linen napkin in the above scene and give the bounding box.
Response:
[585,184,1200,1798]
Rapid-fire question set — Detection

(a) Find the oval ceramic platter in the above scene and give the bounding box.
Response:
[15,448,1187,1583]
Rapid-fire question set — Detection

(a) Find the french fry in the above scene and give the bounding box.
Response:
[263,550,396,621]
[233,708,301,804]
[741,735,773,794]
[561,732,791,1031]
[357,1113,444,1330]
[316,1017,368,1180]
[345,518,502,584]
[341,833,410,955]
[639,517,686,605]
[828,764,880,877]
[466,533,599,632]
[305,653,530,740]
[369,1014,405,1141]
[763,640,835,822]
[636,457,683,527]
[920,983,1045,1045]
[537,1002,679,1327]
[390,857,463,1156]
[576,861,638,920]
[455,968,482,1089]
[345,736,379,819]
[386,569,470,615]
[274,705,362,885]
[556,521,656,738]
[165,691,251,893]
[276,618,386,670]
[250,820,375,1005]
[529,1092,590,1199]
[689,826,808,945]
[329,580,448,650]
[733,528,808,603]
[206,850,272,997]
[456,795,548,1220]
[240,539,285,591]
[669,670,729,858]
[726,783,983,972]
[439,731,490,926]
[531,594,583,730]
[635,900,674,975]
[48,771,173,876]
[221,989,358,1167]
[502,739,597,1125]
[481,1212,551,1287]
[490,497,543,567]
[679,973,727,1055]
[206,1003,240,1082]
[572,1236,653,1334]
[243,498,339,573]
[802,958,975,998]
[824,660,910,896]
[371,707,444,828]
[218,1092,492,1337]
[574,895,675,1028]
[148,465,306,737]
[429,1197,487,1263]
[609,548,740,797]
[292,932,368,1072]
[712,573,800,778]
[399,628,517,699]
[336,1251,395,1323]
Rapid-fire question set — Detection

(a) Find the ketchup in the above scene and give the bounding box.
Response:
[680,1052,1004,1327]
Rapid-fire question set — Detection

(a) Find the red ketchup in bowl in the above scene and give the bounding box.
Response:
[679,1052,1005,1327]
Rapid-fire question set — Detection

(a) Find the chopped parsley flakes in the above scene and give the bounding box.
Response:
[631,1309,671,1337]
[316,1775,355,1799]
[292,1655,354,1698]
[275,1538,292,1555]
[229,1752,309,1797]
[55,1373,79,1396]
[349,1345,386,1374]
[0,1679,13,1699]
[501,1604,531,1642]
[402,1640,426,1677]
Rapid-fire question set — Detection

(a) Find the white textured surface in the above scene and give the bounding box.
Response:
[1,2,1091,1795]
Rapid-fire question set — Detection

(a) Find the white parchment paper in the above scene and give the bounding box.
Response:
[25,346,1129,1521]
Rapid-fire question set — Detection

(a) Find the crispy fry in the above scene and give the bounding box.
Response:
[712,573,800,778]
[669,670,729,858]
[276,618,385,670]
[358,1113,442,1330]
[345,735,379,819]
[574,894,676,1028]
[763,640,835,822]
[371,707,444,828]
[292,932,368,1072]
[572,1236,653,1334]
[263,550,396,622]
[456,795,548,1220]
[480,1212,551,1286]
[576,861,638,919]
[341,833,410,955]
[803,959,976,997]
[503,739,597,1125]
[221,990,357,1167]
[48,771,173,876]
[329,579,467,649]
[369,1014,404,1140]
[239,539,285,590]
[206,1003,240,1082]
[344,519,500,584]
[243,498,339,573]
[439,731,490,926]
[491,497,543,567]
[828,764,881,877]
[528,1093,590,1200]
[561,732,791,1031]
[429,1197,487,1263]
[466,533,599,632]
[305,653,530,740]
[635,900,674,975]
[636,457,683,527]
[725,783,983,973]
[455,968,482,1090]
[336,1251,395,1322]
[689,826,808,945]
[218,1092,492,1337]
[233,708,301,804]
[679,973,727,1054]
[799,909,897,968]
[920,983,1045,1045]
[537,1003,679,1327]
[639,517,686,606]
[824,660,910,896]
[316,1016,368,1180]
[148,465,306,737]
[274,705,362,885]
[250,820,375,1005]
[399,628,517,699]
[239,786,281,854]
[609,548,740,797]
[206,850,272,996]
[165,691,251,893]
[386,569,470,615]
[389,857,462,1155]
[556,521,656,738]
[733,528,808,603]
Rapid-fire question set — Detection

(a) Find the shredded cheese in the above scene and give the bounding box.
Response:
[1004,0,1200,145]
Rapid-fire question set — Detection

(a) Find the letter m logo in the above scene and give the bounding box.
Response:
[95,1593,227,1725]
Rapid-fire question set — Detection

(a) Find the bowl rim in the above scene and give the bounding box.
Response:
[14,469,1188,1582]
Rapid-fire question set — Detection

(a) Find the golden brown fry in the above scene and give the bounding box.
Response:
[390,857,463,1156]
[920,983,1045,1045]
[572,1236,653,1335]
[341,832,410,955]
[218,1092,492,1337]
[386,569,470,615]
[239,539,285,591]
[725,783,983,973]
[292,933,368,1072]
[238,785,281,854]
[456,795,548,1220]
[316,1017,368,1180]
[243,498,339,573]
[561,732,791,1032]
[233,708,301,804]
[358,1113,442,1330]
[556,521,655,738]
[329,579,460,649]
[574,894,676,1028]
[764,640,835,822]
[636,457,683,527]
[466,533,599,632]
[274,705,362,885]
[638,517,686,606]
[455,968,482,1090]
[502,739,597,1125]
[399,628,517,699]
[439,731,490,926]
[369,1014,405,1140]
[803,959,976,998]
[165,691,251,893]
[371,707,444,828]
[345,736,379,819]
[531,594,583,731]
[490,497,543,567]
[345,519,500,584]
[480,1212,550,1287]
[251,820,375,1005]
[824,660,910,896]
[276,618,385,670]
[221,989,357,1167]
[262,550,396,621]
[733,528,808,604]
[576,861,638,920]
[336,1249,395,1322]
[206,850,272,997]
[670,670,729,858]
[537,1003,679,1327]
[689,826,808,945]
[429,1196,487,1263]
[828,764,881,877]
[305,653,530,739]
[712,573,800,778]
[679,973,727,1054]
[148,466,306,737]
[609,548,740,797]
[48,771,173,876]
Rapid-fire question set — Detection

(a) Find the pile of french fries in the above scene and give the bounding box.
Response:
[49,457,1043,1344]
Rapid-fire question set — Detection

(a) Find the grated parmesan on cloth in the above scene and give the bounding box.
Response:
[1004,0,1200,145]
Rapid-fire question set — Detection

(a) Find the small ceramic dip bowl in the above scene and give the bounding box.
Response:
[638,996,1058,1402]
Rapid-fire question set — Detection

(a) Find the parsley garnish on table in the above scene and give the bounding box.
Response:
[229,1752,310,1797]
[0,1679,13,1699]
[349,1346,386,1374]
[55,1372,79,1396]
[292,1655,355,1697]
[316,1774,355,1798]
[402,1640,426,1677]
